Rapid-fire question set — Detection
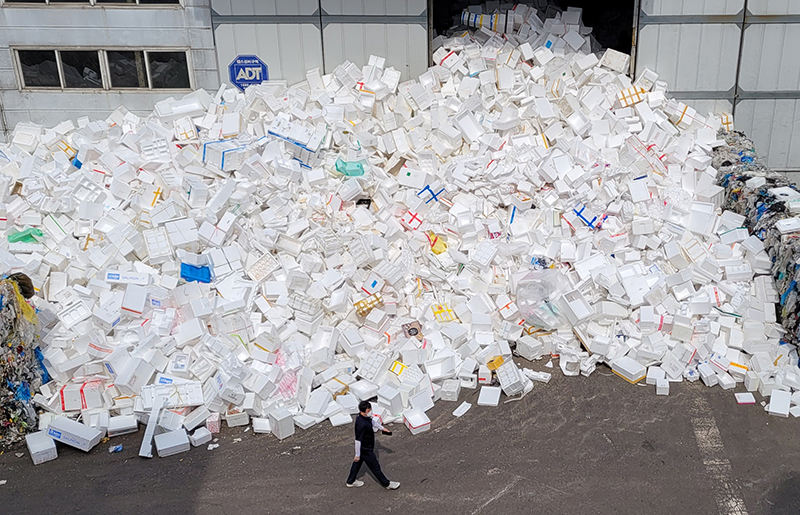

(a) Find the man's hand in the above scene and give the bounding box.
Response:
[353,456,360,462]
[382,430,392,436]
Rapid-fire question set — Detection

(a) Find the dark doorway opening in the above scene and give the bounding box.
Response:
[431,0,635,54]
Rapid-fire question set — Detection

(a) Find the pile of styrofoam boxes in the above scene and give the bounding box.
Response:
[2,3,797,464]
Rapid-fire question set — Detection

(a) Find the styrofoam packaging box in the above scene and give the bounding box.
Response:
[252,417,271,434]
[184,406,211,431]
[477,386,502,407]
[206,412,221,434]
[107,415,139,437]
[155,429,191,457]
[189,427,213,447]
[403,408,431,435]
[769,390,791,418]
[225,407,250,427]
[26,430,58,465]
[440,379,461,401]
[269,408,295,440]
[47,417,103,452]
[611,357,646,384]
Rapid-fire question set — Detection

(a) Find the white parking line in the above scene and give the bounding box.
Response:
[690,396,749,515]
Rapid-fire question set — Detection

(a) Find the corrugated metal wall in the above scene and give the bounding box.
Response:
[211,0,428,88]
[212,0,319,15]
[642,0,743,15]
[214,24,323,86]
[635,0,800,169]
[320,0,426,16]
[322,23,428,81]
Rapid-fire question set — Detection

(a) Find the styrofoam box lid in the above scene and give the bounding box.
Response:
[403,408,431,429]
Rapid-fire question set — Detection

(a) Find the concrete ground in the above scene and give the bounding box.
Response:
[2,365,799,515]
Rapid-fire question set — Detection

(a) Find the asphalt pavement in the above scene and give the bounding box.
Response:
[2,362,799,515]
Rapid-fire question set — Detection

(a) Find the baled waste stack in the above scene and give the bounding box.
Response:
[0,274,48,446]
[715,131,800,347]
[0,2,794,460]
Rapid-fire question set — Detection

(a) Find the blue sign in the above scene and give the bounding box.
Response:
[228,55,268,92]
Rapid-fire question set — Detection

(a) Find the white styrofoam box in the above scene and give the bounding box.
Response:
[225,407,250,427]
[769,389,792,417]
[646,366,666,385]
[336,393,359,414]
[440,379,461,402]
[189,427,213,447]
[108,415,139,437]
[183,406,211,431]
[305,388,333,417]
[477,386,502,407]
[155,429,191,457]
[409,389,434,412]
[47,417,103,452]
[252,417,271,434]
[269,408,295,440]
[349,379,379,401]
[377,384,403,415]
[329,412,353,427]
[26,431,58,465]
[403,408,431,435]
[745,371,760,392]
[612,357,646,384]
[656,378,669,396]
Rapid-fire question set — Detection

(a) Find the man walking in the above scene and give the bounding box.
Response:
[346,400,400,490]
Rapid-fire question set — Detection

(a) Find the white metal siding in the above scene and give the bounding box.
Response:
[323,23,428,81]
[210,0,319,16]
[215,23,323,86]
[740,23,800,91]
[748,0,800,15]
[636,1,800,169]
[636,24,740,91]
[640,0,744,16]
[736,99,800,169]
[320,0,426,16]
[0,1,216,135]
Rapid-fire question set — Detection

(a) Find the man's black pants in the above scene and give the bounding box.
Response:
[347,448,389,487]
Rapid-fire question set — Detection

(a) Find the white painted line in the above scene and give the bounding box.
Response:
[471,476,521,514]
[690,396,749,515]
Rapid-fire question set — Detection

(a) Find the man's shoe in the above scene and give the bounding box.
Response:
[347,480,364,488]
[386,481,400,490]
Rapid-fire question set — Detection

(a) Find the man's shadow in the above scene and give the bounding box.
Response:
[355,439,395,484]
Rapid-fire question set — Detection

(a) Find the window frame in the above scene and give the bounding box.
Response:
[13,47,193,92]
[0,0,182,7]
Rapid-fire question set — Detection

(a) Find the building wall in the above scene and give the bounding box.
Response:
[0,0,217,138]
[635,0,800,169]
[211,0,429,89]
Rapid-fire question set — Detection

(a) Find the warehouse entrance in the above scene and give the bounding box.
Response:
[430,0,635,53]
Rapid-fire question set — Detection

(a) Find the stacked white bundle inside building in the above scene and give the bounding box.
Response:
[2,4,797,461]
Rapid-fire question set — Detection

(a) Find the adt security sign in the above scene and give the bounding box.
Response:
[228,55,268,92]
